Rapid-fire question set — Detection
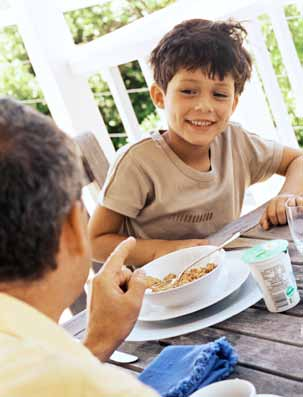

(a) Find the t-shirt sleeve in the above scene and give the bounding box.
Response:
[234,124,284,185]
[98,146,152,218]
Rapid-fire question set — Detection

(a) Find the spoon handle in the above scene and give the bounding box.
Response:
[176,231,241,281]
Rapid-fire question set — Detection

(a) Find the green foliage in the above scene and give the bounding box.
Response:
[64,0,174,44]
[285,5,303,64]
[0,1,302,148]
[258,6,303,146]
[64,0,173,147]
[140,111,161,132]
[0,26,49,114]
[0,25,27,63]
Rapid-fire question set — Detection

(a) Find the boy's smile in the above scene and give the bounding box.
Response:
[151,68,238,167]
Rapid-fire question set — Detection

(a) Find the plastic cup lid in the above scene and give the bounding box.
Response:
[242,239,288,263]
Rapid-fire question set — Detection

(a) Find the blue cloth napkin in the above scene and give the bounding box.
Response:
[138,337,238,397]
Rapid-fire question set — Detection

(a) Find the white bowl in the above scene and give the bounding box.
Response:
[190,379,256,397]
[143,245,224,307]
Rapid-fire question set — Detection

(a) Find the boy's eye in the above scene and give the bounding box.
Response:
[180,89,197,95]
[214,92,229,98]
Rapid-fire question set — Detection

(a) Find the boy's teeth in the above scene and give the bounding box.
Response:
[190,120,212,126]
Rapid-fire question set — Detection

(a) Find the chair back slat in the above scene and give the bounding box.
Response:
[69,131,109,315]
[74,131,110,189]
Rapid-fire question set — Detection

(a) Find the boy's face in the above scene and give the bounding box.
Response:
[151,68,238,148]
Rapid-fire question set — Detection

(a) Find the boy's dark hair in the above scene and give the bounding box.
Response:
[149,18,252,94]
[0,97,83,282]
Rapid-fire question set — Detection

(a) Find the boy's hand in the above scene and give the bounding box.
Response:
[259,194,302,230]
[154,239,209,260]
[83,237,147,361]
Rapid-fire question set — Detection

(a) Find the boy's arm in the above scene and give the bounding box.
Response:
[88,206,208,266]
[260,146,303,230]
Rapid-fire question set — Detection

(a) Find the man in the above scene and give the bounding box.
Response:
[0,97,158,396]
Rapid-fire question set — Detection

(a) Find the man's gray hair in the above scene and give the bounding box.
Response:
[0,97,83,281]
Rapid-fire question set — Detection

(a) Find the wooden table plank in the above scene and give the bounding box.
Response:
[98,328,303,381]
[63,310,86,336]
[294,266,303,288]
[109,352,303,396]
[287,247,303,265]
[243,224,292,241]
[214,307,303,346]
[225,237,266,249]
[105,343,303,396]
[161,329,303,381]
[208,204,267,245]
[230,366,303,397]
[66,331,302,395]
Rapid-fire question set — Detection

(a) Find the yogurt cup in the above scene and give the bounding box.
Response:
[242,240,300,312]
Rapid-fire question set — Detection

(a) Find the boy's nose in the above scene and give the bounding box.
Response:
[194,101,213,113]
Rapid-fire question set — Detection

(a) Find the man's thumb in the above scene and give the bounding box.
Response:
[126,269,147,299]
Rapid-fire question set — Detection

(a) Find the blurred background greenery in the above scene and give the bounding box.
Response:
[0,0,302,148]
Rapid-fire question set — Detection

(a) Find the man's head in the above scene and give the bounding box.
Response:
[149,18,252,95]
[0,98,84,283]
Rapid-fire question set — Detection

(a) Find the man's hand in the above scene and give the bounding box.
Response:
[83,237,147,361]
[260,194,303,230]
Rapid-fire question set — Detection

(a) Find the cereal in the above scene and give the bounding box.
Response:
[146,263,217,293]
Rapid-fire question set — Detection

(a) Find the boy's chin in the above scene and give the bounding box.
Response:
[185,133,218,147]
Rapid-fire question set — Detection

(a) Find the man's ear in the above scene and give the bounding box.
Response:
[150,82,165,109]
[61,201,87,257]
[232,94,239,113]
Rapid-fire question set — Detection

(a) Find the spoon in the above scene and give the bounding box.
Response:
[176,231,241,282]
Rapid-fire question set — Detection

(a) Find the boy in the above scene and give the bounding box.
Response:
[88,19,303,266]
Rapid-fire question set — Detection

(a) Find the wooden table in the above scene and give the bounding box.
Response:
[63,203,303,396]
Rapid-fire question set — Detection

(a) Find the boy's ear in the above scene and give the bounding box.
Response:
[60,201,88,258]
[150,83,165,109]
[232,95,239,113]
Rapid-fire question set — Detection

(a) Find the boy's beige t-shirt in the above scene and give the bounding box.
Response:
[99,122,283,239]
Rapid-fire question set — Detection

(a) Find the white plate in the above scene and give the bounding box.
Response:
[139,250,250,321]
[127,273,262,341]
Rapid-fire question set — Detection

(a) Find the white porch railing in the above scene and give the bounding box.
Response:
[10,0,303,212]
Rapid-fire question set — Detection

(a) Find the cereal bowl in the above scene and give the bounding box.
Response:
[143,245,224,307]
